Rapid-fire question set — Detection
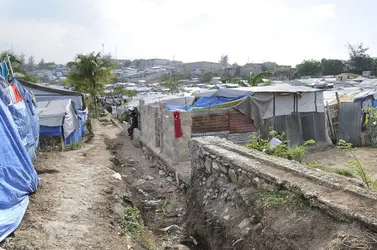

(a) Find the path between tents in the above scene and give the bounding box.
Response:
[2,119,143,250]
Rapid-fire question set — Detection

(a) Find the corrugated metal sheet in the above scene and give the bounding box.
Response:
[192,112,230,133]
[339,102,362,146]
[229,109,256,133]
[192,109,256,134]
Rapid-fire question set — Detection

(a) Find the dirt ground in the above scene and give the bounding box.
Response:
[1,119,148,250]
[1,117,194,250]
[306,147,377,178]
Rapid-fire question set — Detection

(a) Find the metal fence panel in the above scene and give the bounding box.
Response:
[339,102,362,146]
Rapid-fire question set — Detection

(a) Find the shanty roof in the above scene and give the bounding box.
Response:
[238,84,323,93]
[18,79,83,96]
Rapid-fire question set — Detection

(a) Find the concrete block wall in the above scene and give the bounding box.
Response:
[160,108,192,163]
[139,100,192,163]
[139,100,159,147]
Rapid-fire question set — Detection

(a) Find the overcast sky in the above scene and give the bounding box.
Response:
[1,0,376,66]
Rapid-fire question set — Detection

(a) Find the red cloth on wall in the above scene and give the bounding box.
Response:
[173,110,183,138]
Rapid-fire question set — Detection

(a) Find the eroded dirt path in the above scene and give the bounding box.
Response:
[3,120,139,250]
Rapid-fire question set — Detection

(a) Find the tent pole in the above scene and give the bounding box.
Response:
[6,54,14,79]
[61,136,65,151]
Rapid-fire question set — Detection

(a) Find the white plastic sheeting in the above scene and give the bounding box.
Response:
[36,99,79,138]
[257,92,325,119]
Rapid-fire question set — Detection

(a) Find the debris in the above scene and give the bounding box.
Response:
[159,170,165,176]
[238,218,251,229]
[167,176,174,182]
[112,173,122,180]
[145,200,162,206]
[159,224,182,233]
[223,215,230,221]
[171,244,191,250]
[232,238,244,246]
[145,175,154,181]
[190,236,198,245]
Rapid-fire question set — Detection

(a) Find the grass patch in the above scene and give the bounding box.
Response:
[123,206,161,250]
[65,141,83,151]
[308,161,356,178]
[262,189,309,209]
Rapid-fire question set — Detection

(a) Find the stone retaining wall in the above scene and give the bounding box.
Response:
[189,136,377,231]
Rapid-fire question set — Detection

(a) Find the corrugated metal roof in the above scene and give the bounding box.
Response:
[238,84,322,93]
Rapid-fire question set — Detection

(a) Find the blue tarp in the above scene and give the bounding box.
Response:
[0,97,39,242]
[8,79,39,160]
[40,125,62,137]
[0,60,9,80]
[39,109,87,146]
[167,95,247,111]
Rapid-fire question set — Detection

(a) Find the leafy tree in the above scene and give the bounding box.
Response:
[371,58,377,76]
[0,51,25,80]
[113,85,125,95]
[248,72,272,86]
[262,61,278,72]
[220,55,229,67]
[347,43,373,74]
[124,89,138,99]
[39,58,45,67]
[321,59,345,75]
[67,52,115,118]
[19,74,39,83]
[296,59,323,77]
[202,71,213,83]
[27,55,35,71]
[123,60,131,67]
[165,79,178,93]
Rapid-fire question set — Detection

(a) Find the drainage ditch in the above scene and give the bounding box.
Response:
[106,130,377,250]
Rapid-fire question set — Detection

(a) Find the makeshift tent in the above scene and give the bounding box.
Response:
[167,88,253,111]
[37,99,86,146]
[19,80,85,110]
[167,95,247,111]
[0,78,39,160]
[0,85,39,242]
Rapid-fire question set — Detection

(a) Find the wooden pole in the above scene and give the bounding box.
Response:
[6,54,14,79]
[61,136,65,151]
[335,92,340,109]
[326,101,336,142]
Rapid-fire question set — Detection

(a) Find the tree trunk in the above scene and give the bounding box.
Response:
[92,80,98,118]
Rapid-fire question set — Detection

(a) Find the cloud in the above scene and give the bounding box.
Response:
[0,0,337,65]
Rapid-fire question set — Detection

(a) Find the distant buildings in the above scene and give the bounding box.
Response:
[181,61,222,73]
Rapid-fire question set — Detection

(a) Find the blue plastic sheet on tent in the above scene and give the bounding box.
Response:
[40,125,62,137]
[39,109,87,146]
[0,97,39,242]
[7,78,40,161]
[167,95,247,111]
[65,110,87,146]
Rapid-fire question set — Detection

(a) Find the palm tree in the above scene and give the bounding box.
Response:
[67,52,115,118]
[0,51,23,79]
[248,72,273,86]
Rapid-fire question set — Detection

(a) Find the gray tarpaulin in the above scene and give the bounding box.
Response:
[233,95,274,129]
[37,99,79,138]
[196,88,254,98]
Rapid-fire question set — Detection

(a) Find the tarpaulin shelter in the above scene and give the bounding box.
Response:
[19,79,85,110]
[167,88,253,111]
[37,99,86,147]
[0,72,39,241]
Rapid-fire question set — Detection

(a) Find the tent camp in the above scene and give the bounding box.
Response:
[0,75,39,241]
[19,80,85,110]
[37,99,86,147]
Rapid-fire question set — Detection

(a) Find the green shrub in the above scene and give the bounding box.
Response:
[246,128,314,163]
[123,206,143,239]
[337,140,377,189]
